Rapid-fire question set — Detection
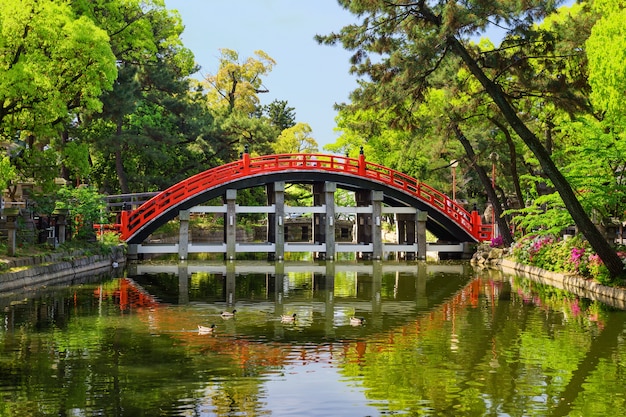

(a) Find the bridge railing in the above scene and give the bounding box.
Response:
[123,160,245,237]
[246,153,356,174]
[118,152,491,242]
[360,158,475,235]
[104,192,160,211]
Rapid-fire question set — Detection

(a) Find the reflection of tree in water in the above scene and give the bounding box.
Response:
[335,276,626,416]
[210,380,267,416]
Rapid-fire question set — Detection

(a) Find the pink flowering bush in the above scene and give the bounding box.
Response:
[511,234,556,269]
[511,234,624,284]
[490,235,504,248]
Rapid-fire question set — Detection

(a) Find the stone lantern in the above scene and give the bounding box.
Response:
[2,207,20,256]
[52,204,70,245]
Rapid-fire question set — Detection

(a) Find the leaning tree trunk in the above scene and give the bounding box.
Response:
[452,124,514,246]
[448,36,624,279]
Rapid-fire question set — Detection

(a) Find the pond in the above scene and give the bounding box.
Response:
[1,260,625,416]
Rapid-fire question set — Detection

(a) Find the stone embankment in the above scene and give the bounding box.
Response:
[471,243,626,309]
[0,246,126,293]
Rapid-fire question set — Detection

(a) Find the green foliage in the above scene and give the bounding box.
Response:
[204,48,275,114]
[586,2,626,127]
[285,183,313,207]
[273,123,318,154]
[56,185,107,239]
[264,99,296,132]
[511,234,625,285]
[510,190,573,236]
[70,0,213,194]
[0,0,117,135]
[0,155,16,191]
[62,141,91,182]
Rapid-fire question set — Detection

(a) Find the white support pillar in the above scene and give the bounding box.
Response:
[226,189,237,260]
[274,181,285,261]
[417,210,428,260]
[325,182,336,260]
[178,209,190,260]
[127,243,138,261]
[372,190,383,260]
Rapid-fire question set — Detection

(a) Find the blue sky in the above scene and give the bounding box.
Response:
[163,0,359,149]
[163,1,575,150]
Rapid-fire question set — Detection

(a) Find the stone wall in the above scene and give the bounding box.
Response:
[0,246,126,293]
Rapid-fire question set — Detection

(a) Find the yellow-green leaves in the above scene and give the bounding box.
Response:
[273,123,318,154]
[0,155,16,192]
[204,49,276,115]
[0,0,117,135]
[586,4,626,125]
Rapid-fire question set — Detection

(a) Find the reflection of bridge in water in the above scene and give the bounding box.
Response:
[127,261,475,334]
[131,262,468,276]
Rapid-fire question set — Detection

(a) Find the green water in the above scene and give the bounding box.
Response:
[1,261,625,416]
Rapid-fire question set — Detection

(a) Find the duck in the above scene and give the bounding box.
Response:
[198,324,216,334]
[281,313,297,322]
[350,316,366,326]
[221,309,237,318]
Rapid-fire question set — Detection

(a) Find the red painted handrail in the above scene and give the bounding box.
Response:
[119,153,490,242]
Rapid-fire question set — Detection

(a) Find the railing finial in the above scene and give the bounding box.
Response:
[242,145,250,174]
[358,147,366,176]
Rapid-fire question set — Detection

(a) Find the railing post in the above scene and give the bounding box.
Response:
[242,144,250,174]
[120,210,129,239]
[358,146,366,176]
[470,205,483,239]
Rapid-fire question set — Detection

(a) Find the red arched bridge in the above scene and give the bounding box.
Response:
[116,152,492,247]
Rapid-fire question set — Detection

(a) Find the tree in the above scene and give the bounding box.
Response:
[76,0,209,193]
[264,100,296,132]
[0,155,16,196]
[273,123,318,154]
[204,49,275,115]
[0,0,117,191]
[0,0,116,135]
[202,49,278,160]
[317,0,625,279]
[586,0,626,128]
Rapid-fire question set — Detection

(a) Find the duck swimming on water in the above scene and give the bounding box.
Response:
[198,324,216,334]
[281,313,297,322]
[221,309,236,318]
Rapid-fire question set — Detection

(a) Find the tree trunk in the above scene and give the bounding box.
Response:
[60,130,71,184]
[115,120,130,194]
[452,124,514,246]
[448,35,624,279]
[489,117,525,210]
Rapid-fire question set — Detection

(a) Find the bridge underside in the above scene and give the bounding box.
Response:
[126,171,478,246]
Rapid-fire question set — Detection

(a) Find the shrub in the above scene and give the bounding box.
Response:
[490,235,504,248]
[511,233,625,284]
